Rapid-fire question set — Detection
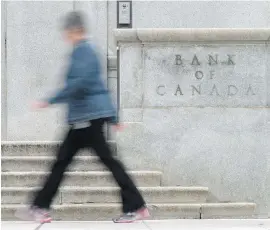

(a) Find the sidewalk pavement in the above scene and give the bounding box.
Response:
[2,220,270,230]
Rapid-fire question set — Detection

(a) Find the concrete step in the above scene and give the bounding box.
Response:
[1,203,256,220]
[1,141,116,156]
[1,171,161,187]
[1,186,209,204]
[1,156,107,172]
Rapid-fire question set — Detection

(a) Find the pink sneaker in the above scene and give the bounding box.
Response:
[15,206,52,223]
[113,207,150,223]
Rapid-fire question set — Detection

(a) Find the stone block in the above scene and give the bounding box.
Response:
[121,109,144,122]
[1,187,60,205]
[6,1,72,27]
[1,141,117,156]
[1,171,162,187]
[108,1,117,56]
[116,33,270,216]
[116,123,155,170]
[266,42,270,106]
[117,108,270,215]
[120,44,144,108]
[142,44,267,107]
[1,204,201,221]
[1,186,208,205]
[107,76,118,105]
[201,203,256,219]
[108,56,117,71]
[1,156,106,172]
[132,1,270,28]
[6,2,72,141]
[60,187,208,204]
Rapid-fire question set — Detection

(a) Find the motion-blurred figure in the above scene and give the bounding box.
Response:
[15,11,149,224]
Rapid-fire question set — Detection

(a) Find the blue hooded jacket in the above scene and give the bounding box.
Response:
[47,39,118,124]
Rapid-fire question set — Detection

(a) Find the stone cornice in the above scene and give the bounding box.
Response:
[114,28,270,42]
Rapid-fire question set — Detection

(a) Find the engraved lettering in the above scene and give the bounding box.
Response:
[227,55,235,65]
[208,55,218,66]
[191,55,201,66]
[228,85,238,96]
[246,85,256,96]
[191,85,201,95]
[174,84,183,96]
[195,71,204,80]
[175,55,183,66]
[210,84,220,96]
[157,85,166,96]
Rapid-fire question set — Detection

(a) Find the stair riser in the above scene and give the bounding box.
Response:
[1,204,255,220]
[1,189,208,204]
[2,159,106,172]
[1,143,116,156]
[1,189,61,205]
[2,205,201,220]
[201,204,256,219]
[1,174,161,187]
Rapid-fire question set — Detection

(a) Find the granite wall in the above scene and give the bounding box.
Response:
[115,29,270,217]
[108,1,270,56]
[2,1,270,141]
[2,1,112,141]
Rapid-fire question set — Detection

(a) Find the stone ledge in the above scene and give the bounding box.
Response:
[114,28,270,42]
[1,140,116,146]
[107,56,117,70]
[1,186,209,204]
[1,141,117,156]
[2,203,256,220]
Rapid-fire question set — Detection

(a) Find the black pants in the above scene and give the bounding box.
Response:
[32,119,145,213]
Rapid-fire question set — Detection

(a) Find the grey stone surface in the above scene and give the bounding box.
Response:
[2,1,7,140]
[114,28,270,43]
[109,1,270,55]
[266,42,270,106]
[1,203,202,220]
[1,222,41,230]
[121,109,144,122]
[6,2,73,141]
[132,1,270,28]
[107,75,117,104]
[201,203,256,219]
[144,219,270,229]
[2,203,256,221]
[1,156,106,172]
[107,74,117,141]
[117,36,270,217]
[1,171,162,187]
[118,108,270,216]
[1,186,208,205]
[41,221,147,230]
[1,187,61,205]
[1,141,117,156]
[6,1,72,27]
[123,44,267,107]
[5,1,109,141]
[2,220,270,230]
[108,56,117,71]
[108,1,117,56]
[120,44,144,108]
[60,187,208,204]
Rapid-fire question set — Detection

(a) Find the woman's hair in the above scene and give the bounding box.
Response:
[62,11,87,32]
